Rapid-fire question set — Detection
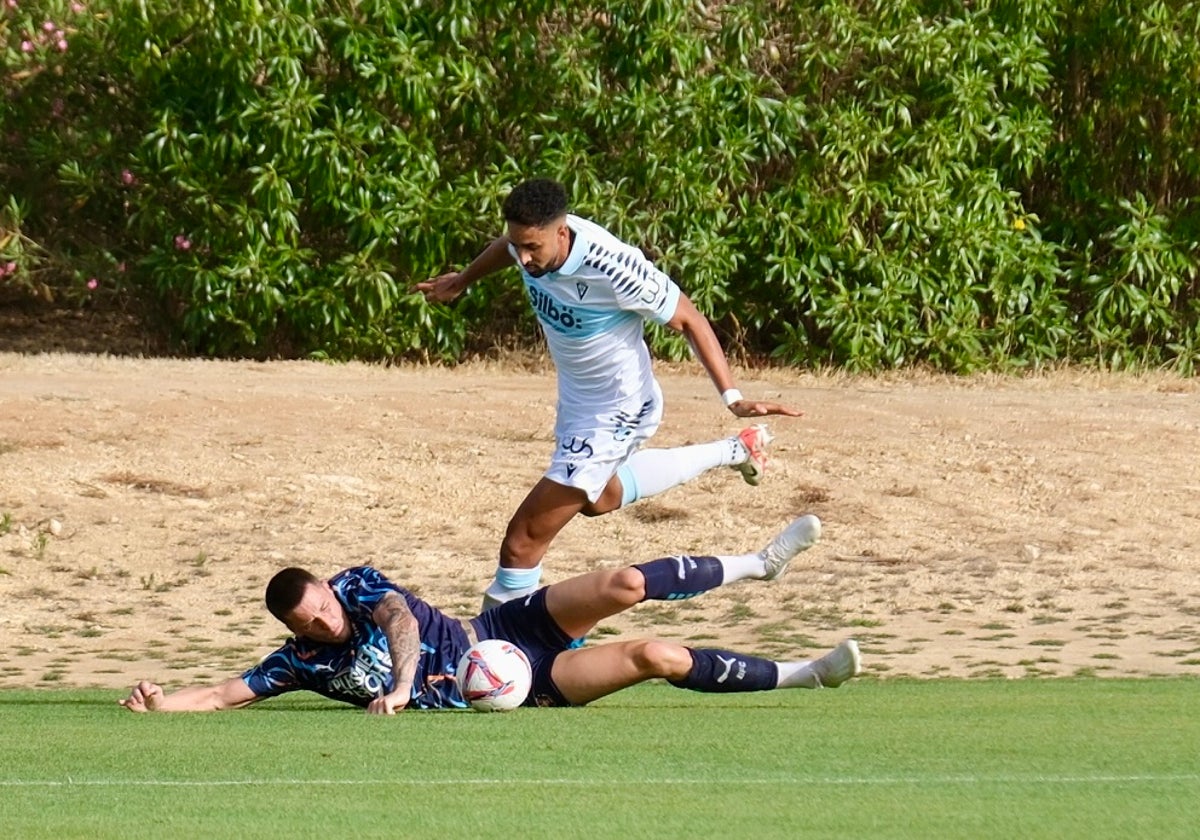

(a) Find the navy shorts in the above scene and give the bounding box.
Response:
[469,588,574,707]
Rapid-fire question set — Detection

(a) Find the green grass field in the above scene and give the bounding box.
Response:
[2,678,1196,839]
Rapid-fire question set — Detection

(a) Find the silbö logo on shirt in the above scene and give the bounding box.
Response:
[528,286,583,331]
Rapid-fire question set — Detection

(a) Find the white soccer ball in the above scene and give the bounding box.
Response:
[456,639,532,712]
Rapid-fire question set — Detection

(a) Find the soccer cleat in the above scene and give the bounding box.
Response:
[732,424,773,486]
[759,514,822,580]
[810,639,862,688]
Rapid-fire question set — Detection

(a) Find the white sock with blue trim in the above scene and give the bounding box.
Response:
[617,440,743,505]
[482,563,543,610]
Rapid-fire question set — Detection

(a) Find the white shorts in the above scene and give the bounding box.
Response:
[544,384,663,503]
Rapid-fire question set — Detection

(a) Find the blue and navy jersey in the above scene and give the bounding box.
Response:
[241,566,471,709]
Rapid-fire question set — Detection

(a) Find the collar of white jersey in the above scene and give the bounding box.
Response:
[552,214,589,277]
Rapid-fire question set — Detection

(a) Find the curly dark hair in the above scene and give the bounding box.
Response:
[265,567,321,622]
[502,178,569,226]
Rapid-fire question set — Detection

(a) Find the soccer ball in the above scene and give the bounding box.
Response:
[455,639,532,712]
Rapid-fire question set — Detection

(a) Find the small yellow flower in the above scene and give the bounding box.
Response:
[1013,218,1026,231]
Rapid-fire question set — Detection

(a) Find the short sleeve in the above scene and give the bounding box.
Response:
[584,242,681,325]
[241,646,301,698]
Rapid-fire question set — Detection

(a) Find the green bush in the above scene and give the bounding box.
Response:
[1040,0,1200,372]
[1,0,123,303]
[1,0,1197,371]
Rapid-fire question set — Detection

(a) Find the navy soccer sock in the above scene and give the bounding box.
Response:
[633,555,724,601]
[668,648,779,693]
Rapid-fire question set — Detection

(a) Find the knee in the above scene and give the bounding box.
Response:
[630,640,693,680]
[579,497,617,517]
[580,480,623,517]
[603,566,646,606]
[500,528,540,569]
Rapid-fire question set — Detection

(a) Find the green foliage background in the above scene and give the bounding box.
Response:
[2,0,1198,371]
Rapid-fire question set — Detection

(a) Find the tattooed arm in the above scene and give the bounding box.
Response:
[366,591,421,715]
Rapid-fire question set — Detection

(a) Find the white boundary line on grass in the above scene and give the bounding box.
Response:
[2,774,1199,788]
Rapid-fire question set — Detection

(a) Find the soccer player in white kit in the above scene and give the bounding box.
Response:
[416,179,803,608]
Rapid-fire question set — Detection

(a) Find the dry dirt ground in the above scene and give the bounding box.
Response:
[1,352,1198,695]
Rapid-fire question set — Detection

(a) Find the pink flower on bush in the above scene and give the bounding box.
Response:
[87,278,99,290]
[117,262,127,273]
[174,235,192,251]
[71,2,85,12]
[6,262,15,273]
[42,20,55,31]
[57,38,68,51]
[121,169,135,185]
[21,40,34,53]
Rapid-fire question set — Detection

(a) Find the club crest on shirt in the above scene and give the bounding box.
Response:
[576,282,589,300]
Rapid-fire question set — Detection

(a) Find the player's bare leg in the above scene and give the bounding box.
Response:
[551,637,862,706]
[544,515,823,638]
[499,478,589,569]
[551,640,693,705]
[485,478,588,609]
[485,476,626,609]
[487,435,778,608]
[543,566,648,638]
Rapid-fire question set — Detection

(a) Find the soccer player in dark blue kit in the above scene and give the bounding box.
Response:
[119,515,860,713]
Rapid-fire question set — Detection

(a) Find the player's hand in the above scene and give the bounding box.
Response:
[412,272,469,303]
[366,691,408,715]
[728,399,804,418]
[119,681,164,712]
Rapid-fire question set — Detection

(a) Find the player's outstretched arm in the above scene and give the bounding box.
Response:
[118,677,259,713]
[412,235,513,303]
[666,293,804,418]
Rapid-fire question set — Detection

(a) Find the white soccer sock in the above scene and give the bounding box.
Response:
[482,564,543,610]
[618,439,745,504]
[716,552,769,584]
[775,660,819,689]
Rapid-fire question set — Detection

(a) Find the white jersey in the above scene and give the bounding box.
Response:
[509,214,682,423]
